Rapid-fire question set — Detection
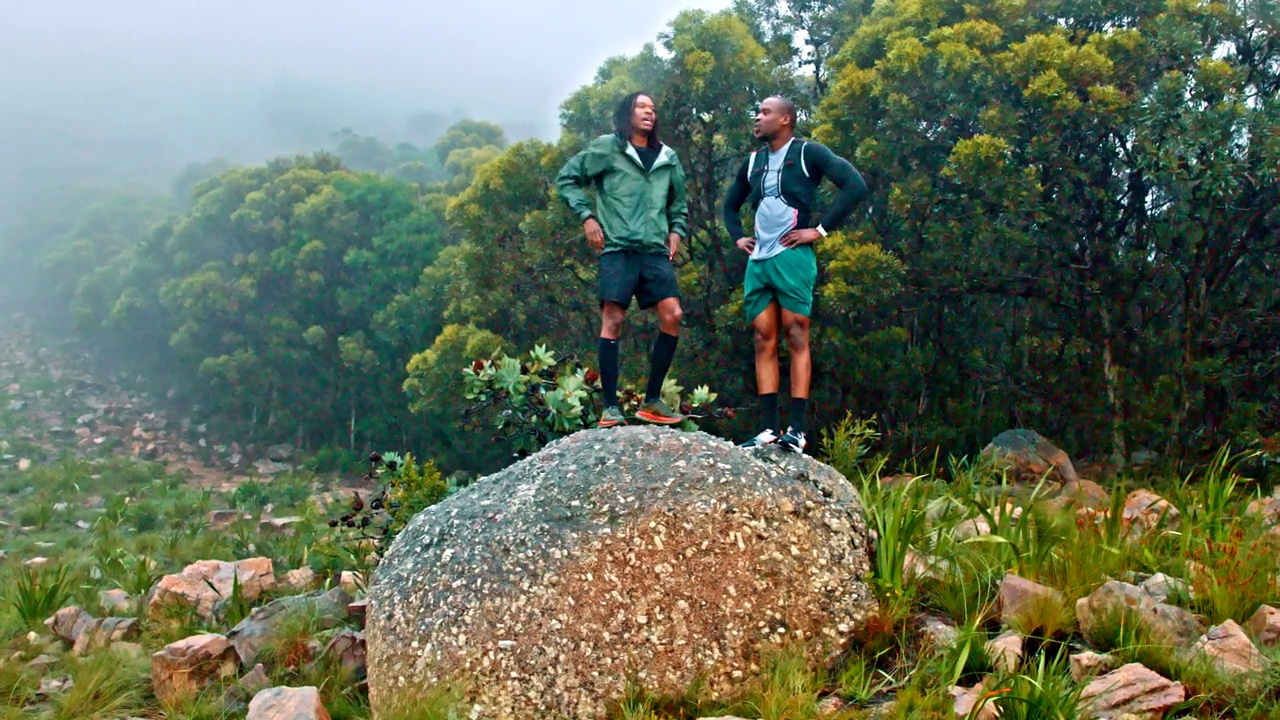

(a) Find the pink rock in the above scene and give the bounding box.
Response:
[1079,663,1184,719]
[247,685,331,720]
[986,631,1024,674]
[999,574,1064,624]
[1191,619,1272,675]
[1122,490,1179,537]
[148,558,275,620]
[950,681,1000,720]
[1070,651,1118,682]
[1247,605,1280,648]
[327,630,366,678]
[151,633,240,705]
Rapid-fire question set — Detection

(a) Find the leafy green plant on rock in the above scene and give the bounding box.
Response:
[462,344,727,455]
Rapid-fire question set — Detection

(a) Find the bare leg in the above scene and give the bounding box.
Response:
[600,301,627,340]
[752,301,781,394]
[780,308,811,398]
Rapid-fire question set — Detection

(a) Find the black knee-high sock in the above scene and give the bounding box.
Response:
[644,331,679,401]
[599,337,620,407]
[790,396,808,433]
[760,393,779,431]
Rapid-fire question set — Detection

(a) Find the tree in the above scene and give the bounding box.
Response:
[814,0,1280,459]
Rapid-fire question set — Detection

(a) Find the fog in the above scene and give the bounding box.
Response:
[0,0,729,226]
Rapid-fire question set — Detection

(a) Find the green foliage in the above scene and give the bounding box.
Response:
[1,23,1275,720]
[462,343,728,455]
[49,650,150,720]
[375,683,468,720]
[0,661,37,710]
[257,605,328,671]
[921,566,999,635]
[404,323,510,472]
[1183,527,1278,625]
[820,412,884,477]
[739,646,825,720]
[378,452,449,541]
[331,127,445,185]
[214,567,255,628]
[307,445,365,475]
[1170,444,1256,541]
[232,480,270,511]
[14,0,1274,472]
[957,478,1068,581]
[91,547,161,600]
[322,451,449,576]
[836,651,895,705]
[5,564,78,631]
[975,650,1087,720]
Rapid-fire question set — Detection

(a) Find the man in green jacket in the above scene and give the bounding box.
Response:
[556,92,689,428]
[722,96,870,453]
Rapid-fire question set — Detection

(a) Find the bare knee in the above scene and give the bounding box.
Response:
[601,304,626,338]
[783,319,810,351]
[659,302,683,331]
[669,305,684,326]
[754,325,778,353]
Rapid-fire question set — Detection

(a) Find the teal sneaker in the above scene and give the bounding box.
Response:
[598,406,627,428]
[635,398,684,426]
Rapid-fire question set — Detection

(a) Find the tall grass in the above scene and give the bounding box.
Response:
[740,647,824,720]
[375,683,468,720]
[4,563,78,630]
[49,650,149,720]
[951,475,1066,581]
[971,649,1086,720]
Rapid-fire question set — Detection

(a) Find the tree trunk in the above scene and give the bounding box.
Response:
[349,398,357,452]
[1100,307,1127,469]
[1169,272,1203,457]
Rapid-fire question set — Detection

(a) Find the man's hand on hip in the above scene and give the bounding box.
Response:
[735,237,756,254]
[781,228,821,248]
[583,217,605,252]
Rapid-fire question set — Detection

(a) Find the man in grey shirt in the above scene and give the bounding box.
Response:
[722,96,869,453]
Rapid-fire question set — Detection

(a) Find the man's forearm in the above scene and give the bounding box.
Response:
[721,178,750,238]
[817,148,869,232]
[554,155,595,221]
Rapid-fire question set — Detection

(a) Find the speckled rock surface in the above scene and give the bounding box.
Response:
[366,426,875,719]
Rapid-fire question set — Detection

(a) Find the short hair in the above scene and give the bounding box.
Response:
[768,95,799,127]
[613,91,661,148]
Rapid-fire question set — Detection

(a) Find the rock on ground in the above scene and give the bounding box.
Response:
[151,633,240,705]
[147,557,275,621]
[226,587,352,666]
[1079,663,1185,719]
[981,429,1079,483]
[365,427,875,720]
[247,685,331,720]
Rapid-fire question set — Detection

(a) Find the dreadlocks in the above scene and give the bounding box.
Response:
[613,91,661,148]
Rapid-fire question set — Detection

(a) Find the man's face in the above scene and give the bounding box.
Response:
[631,95,656,135]
[753,98,790,140]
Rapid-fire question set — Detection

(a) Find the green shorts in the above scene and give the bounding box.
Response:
[743,246,817,321]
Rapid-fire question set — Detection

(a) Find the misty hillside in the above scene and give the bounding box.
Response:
[0,0,726,236]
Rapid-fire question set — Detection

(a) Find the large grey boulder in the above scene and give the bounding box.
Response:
[366,427,875,720]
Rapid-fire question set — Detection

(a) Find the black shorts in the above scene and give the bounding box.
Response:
[599,250,679,310]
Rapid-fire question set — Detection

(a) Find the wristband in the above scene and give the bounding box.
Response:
[815,224,828,238]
